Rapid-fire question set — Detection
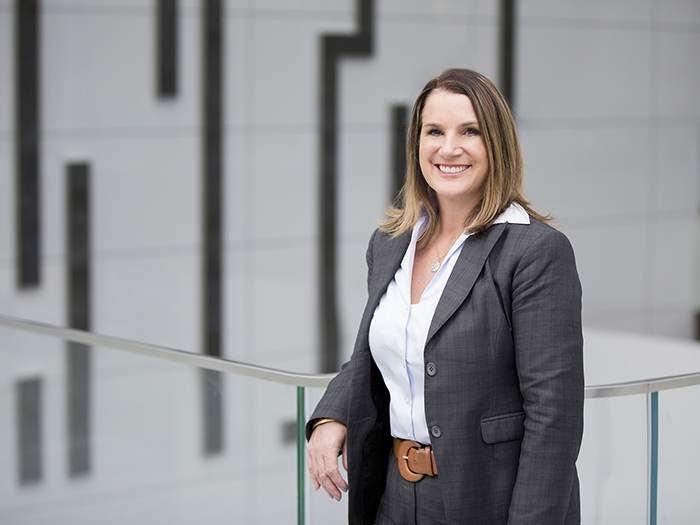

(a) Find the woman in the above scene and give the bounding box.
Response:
[307,69,584,525]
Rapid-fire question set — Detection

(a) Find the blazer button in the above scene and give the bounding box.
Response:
[430,426,442,438]
[426,362,437,376]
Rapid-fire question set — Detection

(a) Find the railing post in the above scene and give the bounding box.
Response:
[647,391,658,525]
[297,386,306,525]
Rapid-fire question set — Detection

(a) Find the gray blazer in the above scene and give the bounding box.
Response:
[308,218,584,525]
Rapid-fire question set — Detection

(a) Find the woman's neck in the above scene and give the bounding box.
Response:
[434,200,476,239]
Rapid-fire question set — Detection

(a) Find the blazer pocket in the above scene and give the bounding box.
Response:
[480,411,525,444]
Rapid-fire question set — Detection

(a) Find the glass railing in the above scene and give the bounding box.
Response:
[0,314,336,524]
[580,333,700,525]
[2,314,700,524]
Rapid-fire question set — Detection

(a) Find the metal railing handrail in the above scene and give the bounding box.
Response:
[3,313,700,397]
[0,314,335,388]
[585,371,700,398]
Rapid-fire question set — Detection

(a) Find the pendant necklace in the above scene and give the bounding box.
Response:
[430,244,450,273]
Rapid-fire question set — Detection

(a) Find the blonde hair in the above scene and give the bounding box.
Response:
[380,69,551,242]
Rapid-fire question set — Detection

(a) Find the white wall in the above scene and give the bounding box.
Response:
[1,0,699,523]
[1,0,697,366]
[517,0,700,337]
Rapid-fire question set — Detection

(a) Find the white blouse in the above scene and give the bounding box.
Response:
[368,203,530,444]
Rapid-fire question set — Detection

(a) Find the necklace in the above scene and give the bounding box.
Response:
[430,244,450,273]
[429,227,464,272]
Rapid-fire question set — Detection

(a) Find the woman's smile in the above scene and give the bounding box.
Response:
[436,164,470,174]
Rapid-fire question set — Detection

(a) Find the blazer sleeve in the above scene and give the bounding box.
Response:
[507,227,584,524]
[305,230,378,441]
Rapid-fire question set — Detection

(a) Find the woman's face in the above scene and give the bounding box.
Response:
[419,90,489,213]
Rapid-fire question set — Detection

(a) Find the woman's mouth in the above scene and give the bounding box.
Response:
[437,164,469,174]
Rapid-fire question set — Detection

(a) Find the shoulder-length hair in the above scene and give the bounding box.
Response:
[380,68,550,241]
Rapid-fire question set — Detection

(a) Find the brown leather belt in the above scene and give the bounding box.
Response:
[393,438,438,482]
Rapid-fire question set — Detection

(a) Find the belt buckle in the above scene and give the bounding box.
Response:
[396,440,425,482]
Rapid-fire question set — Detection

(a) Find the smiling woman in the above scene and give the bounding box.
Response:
[306,69,584,525]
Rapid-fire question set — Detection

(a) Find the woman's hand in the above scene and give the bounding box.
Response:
[307,421,348,501]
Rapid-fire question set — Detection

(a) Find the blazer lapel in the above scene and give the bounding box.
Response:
[366,231,411,310]
[426,223,507,344]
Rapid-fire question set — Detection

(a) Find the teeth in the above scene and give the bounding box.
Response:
[439,165,468,174]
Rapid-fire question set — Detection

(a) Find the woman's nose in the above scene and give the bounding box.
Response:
[440,135,462,157]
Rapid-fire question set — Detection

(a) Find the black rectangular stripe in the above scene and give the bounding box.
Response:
[68,164,89,332]
[390,104,408,202]
[16,0,41,287]
[67,163,91,476]
[203,0,222,359]
[157,0,177,97]
[17,378,42,484]
[202,0,223,455]
[499,0,516,108]
[319,36,339,373]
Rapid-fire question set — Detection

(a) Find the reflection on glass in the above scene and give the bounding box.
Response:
[578,394,648,524]
[1,326,300,524]
[657,384,700,522]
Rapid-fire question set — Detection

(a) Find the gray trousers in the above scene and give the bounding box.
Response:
[374,451,448,525]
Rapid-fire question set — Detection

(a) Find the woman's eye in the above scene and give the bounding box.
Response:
[426,128,442,136]
[464,127,480,136]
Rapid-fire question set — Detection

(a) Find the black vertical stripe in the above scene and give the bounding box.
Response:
[202,0,223,455]
[157,0,178,97]
[67,163,91,476]
[319,0,374,373]
[203,0,222,360]
[68,165,90,332]
[16,0,41,287]
[499,0,516,109]
[17,378,42,484]
[390,105,409,202]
